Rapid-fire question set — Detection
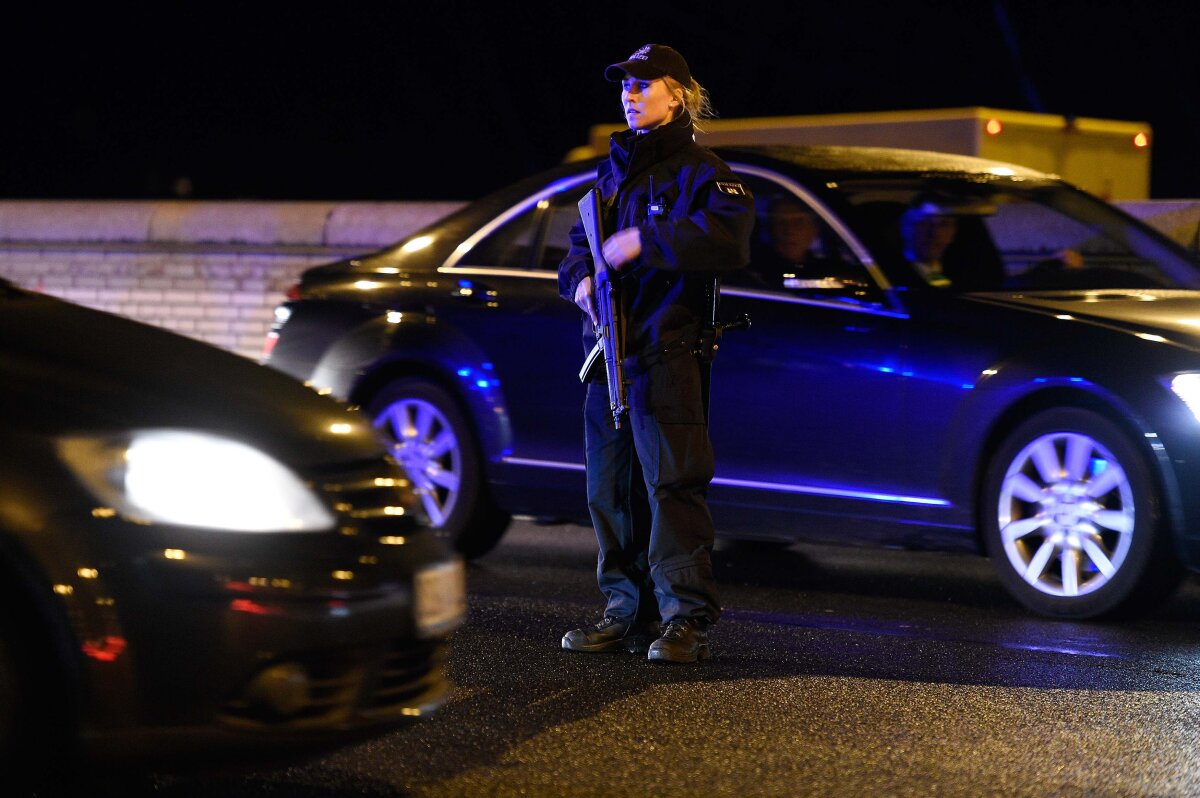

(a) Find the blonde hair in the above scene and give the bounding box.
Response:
[664,77,716,131]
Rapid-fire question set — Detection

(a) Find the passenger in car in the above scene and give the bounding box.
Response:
[899,197,960,288]
[744,195,864,290]
[898,193,1007,291]
[557,43,755,664]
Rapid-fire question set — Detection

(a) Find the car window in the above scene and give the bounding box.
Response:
[832,180,1200,291]
[456,203,544,269]
[982,192,1194,289]
[728,173,882,304]
[537,185,594,270]
[457,181,593,272]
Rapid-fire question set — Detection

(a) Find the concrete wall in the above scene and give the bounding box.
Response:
[0,199,1197,361]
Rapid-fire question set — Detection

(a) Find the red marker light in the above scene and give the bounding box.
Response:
[986,118,1003,136]
[1133,131,1149,148]
[82,635,128,662]
[231,598,282,615]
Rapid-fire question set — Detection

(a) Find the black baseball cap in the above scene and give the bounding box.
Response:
[604,44,692,86]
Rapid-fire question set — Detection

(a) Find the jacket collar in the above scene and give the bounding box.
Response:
[608,111,695,183]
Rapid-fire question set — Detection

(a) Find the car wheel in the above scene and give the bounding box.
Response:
[368,377,511,558]
[982,407,1182,619]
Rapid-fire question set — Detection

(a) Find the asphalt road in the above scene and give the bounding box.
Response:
[81,520,1200,797]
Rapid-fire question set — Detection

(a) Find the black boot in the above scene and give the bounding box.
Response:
[562,616,660,654]
[647,618,710,663]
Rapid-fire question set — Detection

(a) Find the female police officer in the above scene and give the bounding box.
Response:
[557,44,754,663]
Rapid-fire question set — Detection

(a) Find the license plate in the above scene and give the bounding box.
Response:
[414,559,466,637]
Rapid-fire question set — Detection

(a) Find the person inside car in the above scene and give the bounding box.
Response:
[899,197,961,288]
[557,43,755,664]
[743,195,866,290]
[897,193,1010,291]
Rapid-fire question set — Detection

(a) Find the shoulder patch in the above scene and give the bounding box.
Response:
[715,181,747,196]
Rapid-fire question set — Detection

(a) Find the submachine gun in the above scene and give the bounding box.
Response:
[577,188,629,429]
[577,187,751,429]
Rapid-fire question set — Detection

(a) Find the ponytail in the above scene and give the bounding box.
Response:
[666,77,717,132]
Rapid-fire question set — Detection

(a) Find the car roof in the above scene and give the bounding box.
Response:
[341,143,1063,274]
[557,144,1058,189]
[712,144,1055,182]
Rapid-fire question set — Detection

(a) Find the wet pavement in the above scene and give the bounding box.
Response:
[69,520,1200,796]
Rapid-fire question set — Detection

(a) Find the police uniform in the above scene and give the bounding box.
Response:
[557,52,754,661]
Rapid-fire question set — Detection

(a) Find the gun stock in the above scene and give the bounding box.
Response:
[577,188,629,429]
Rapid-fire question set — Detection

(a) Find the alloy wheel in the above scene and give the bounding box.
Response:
[374,397,462,526]
[997,431,1135,598]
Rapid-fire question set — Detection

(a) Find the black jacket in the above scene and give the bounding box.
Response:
[557,111,754,359]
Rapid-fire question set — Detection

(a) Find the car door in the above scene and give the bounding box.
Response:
[705,169,942,540]
[435,171,596,516]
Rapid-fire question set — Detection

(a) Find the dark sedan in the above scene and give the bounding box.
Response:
[264,145,1200,621]
[0,278,464,785]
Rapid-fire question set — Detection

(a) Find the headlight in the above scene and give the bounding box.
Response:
[59,430,336,532]
[1167,373,1200,424]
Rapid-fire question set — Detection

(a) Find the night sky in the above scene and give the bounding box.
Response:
[6,1,1198,202]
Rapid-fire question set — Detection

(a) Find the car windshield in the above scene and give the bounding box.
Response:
[828,179,1200,292]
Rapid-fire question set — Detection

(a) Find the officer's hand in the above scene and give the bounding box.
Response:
[602,228,642,271]
[574,276,597,327]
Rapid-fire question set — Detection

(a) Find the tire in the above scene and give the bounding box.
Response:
[982,407,1183,619]
[368,377,511,559]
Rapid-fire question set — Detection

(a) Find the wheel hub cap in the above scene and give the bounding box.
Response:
[372,397,461,527]
[997,432,1135,598]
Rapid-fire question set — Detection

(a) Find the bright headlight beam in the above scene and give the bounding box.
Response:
[61,431,335,532]
[123,432,334,531]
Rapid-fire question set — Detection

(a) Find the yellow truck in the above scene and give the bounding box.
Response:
[568,106,1152,201]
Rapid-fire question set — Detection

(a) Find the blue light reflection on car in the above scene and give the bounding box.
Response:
[859,362,975,389]
[711,476,950,507]
[454,363,500,393]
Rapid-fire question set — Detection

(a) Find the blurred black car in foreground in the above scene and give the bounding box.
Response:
[264,145,1200,621]
[0,278,464,782]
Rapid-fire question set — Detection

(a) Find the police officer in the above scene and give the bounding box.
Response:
[557,44,754,663]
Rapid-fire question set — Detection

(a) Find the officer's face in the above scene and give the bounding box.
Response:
[621,76,680,133]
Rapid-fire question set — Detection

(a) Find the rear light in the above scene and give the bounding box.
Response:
[261,304,291,362]
[261,330,279,361]
[1133,131,1149,148]
[285,283,301,301]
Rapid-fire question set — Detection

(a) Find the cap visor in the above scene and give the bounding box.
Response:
[604,60,663,81]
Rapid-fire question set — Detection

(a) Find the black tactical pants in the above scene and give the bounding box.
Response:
[583,347,720,626]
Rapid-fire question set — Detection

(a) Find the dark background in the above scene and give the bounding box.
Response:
[6,1,1198,202]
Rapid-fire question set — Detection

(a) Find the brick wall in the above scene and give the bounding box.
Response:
[0,201,464,360]
[0,199,1196,361]
[0,244,341,359]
